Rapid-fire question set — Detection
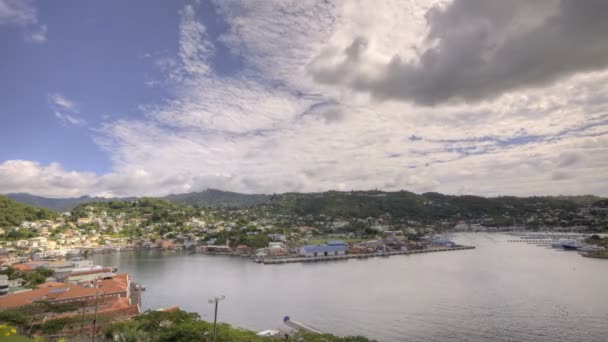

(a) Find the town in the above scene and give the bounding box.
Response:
[1,193,607,338]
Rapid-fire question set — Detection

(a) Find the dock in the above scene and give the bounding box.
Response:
[283,316,324,334]
[259,246,475,265]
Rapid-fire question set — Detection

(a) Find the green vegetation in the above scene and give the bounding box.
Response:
[302,238,367,245]
[0,267,54,289]
[164,189,271,208]
[71,198,197,225]
[0,303,112,337]
[585,235,608,248]
[104,310,374,342]
[0,196,56,229]
[584,235,608,258]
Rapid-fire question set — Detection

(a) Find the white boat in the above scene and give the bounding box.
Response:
[256,329,280,336]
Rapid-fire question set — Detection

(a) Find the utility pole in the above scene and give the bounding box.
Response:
[91,291,99,342]
[79,301,86,335]
[208,295,225,342]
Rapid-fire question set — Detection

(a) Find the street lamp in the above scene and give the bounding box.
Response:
[208,295,225,342]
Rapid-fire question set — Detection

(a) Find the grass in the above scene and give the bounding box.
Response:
[301,238,367,245]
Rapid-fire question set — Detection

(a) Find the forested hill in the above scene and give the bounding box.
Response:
[4,193,135,212]
[5,190,269,211]
[0,195,57,228]
[162,189,271,208]
[4,190,606,227]
[266,191,606,226]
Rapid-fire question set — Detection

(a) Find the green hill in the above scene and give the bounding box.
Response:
[0,195,57,228]
[267,190,604,227]
[163,189,271,208]
[4,193,135,212]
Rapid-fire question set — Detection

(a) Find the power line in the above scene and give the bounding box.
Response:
[208,295,225,342]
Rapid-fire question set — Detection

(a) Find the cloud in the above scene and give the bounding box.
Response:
[0,160,97,198]
[0,0,36,26]
[308,0,608,105]
[4,1,608,198]
[48,93,86,126]
[26,24,47,43]
[0,0,47,43]
[91,1,608,197]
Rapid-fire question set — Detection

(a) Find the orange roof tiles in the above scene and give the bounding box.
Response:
[0,274,130,309]
[12,264,32,271]
[37,282,65,289]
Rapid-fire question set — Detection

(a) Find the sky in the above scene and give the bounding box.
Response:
[1,0,607,198]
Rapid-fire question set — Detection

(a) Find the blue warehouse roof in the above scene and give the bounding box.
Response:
[300,242,347,254]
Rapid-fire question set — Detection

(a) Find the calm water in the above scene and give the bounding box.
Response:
[93,233,608,341]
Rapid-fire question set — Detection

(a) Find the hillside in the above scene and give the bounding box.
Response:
[70,197,197,224]
[267,191,606,227]
[162,189,271,208]
[4,190,606,229]
[4,193,135,212]
[0,195,57,228]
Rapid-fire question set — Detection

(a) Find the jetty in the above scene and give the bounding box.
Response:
[283,316,324,334]
[258,245,475,265]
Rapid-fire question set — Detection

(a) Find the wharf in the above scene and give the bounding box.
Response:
[259,245,475,265]
[508,239,555,243]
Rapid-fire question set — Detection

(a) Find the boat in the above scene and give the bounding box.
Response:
[561,241,582,250]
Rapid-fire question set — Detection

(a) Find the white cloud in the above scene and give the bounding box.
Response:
[0,0,47,43]
[0,0,36,26]
[26,24,47,43]
[4,0,608,198]
[49,93,75,111]
[48,93,86,126]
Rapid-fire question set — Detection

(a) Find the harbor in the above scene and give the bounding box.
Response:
[90,233,608,342]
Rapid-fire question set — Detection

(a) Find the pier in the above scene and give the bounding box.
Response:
[258,245,475,265]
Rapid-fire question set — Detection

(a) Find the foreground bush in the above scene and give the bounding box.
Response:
[104,310,375,342]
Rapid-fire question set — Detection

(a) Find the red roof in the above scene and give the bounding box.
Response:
[12,264,33,271]
[0,274,129,309]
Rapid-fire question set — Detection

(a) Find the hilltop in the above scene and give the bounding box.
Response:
[163,188,271,208]
[4,193,136,212]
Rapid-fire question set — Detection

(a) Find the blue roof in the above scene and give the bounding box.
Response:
[300,244,346,253]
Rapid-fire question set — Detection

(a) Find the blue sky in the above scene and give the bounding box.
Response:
[1,0,190,172]
[1,0,607,197]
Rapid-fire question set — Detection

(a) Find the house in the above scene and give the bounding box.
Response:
[235,245,253,255]
[299,240,347,257]
[0,274,139,330]
[268,242,288,257]
[268,234,286,242]
[37,226,49,236]
[14,240,29,248]
[77,217,92,225]
[0,254,18,266]
[0,275,9,296]
[156,239,176,250]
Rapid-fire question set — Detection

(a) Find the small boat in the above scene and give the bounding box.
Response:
[561,241,582,250]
